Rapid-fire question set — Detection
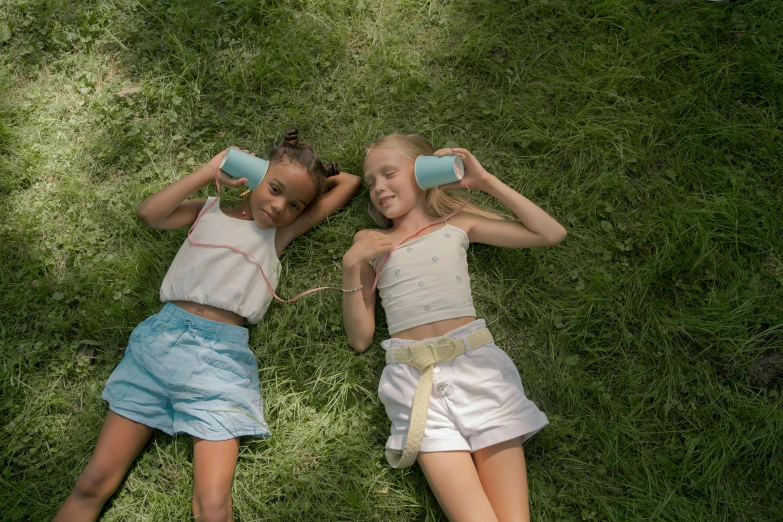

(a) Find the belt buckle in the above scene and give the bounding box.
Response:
[429,337,457,363]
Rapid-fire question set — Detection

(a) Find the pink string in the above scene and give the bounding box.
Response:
[187,165,341,303]
[368,189,471,295]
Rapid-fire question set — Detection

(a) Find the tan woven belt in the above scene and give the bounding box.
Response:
[384,328,494,468]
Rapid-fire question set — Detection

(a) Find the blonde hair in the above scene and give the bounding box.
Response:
[364,134,506,229]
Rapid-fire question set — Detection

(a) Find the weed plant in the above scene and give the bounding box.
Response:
[1,0,781,520]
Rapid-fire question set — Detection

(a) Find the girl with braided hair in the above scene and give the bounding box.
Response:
[55,128,361,522]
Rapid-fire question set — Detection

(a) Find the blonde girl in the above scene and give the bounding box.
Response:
[341,134,566,522]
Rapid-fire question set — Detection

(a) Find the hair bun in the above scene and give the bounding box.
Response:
[283,127,300,147]
[322,161,341,178]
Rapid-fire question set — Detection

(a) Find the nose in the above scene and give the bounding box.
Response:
[271,197,284,214]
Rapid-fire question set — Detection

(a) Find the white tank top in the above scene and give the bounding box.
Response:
[370,223,476,334]
[160,197,281,324]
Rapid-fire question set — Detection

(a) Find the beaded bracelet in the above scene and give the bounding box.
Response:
[341,285,363,293]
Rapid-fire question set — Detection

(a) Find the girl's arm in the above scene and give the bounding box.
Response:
[440,148,567,248]
[136,149,247,230]
[276,172,362,251]
[342,230,393,352]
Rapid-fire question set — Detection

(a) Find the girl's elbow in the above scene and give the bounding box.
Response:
[345,173,362,195]
[136,205,167,229]
[538,224,567,246]
[348,338,371,353]
[135,205,154,227]
[550,226,567,245]
[346,328,373,352]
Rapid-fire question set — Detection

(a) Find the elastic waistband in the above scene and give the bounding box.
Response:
[381,319,488,351]
[158,302,249,344]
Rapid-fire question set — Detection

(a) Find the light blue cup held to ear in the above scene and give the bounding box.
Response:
[414,155,464,190]
[219,148,270,190]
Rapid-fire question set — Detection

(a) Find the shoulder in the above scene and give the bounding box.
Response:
[182,197,212,216]
[446,211,479,235]
[192,196,214,208]
[187,197,212,214]
[448,211,517,244]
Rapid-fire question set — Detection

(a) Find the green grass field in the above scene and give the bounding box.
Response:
[1,0,782,520]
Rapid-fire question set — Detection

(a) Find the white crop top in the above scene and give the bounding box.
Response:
[370,223,476,334]
[160,197,281,324]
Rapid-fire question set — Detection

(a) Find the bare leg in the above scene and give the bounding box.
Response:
[473,437,530,522]
[417,451,499,522]
[54,411,154,522]
[192,437,239,522]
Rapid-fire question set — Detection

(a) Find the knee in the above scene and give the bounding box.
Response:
[193,490,232,522]
[71,466,119,502]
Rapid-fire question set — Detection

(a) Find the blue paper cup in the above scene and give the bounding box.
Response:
[219,148,269,190]
[414,155,464,190]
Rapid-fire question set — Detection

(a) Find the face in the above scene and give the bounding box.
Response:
[249,161,317,228]
[363,147,423,220]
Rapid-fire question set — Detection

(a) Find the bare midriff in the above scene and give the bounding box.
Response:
[391,316,477,342]
[170,301,246,327]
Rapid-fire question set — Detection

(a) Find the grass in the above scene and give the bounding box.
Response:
[1,0,782,520]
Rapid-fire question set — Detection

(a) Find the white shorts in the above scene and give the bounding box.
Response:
[378,319,549,453]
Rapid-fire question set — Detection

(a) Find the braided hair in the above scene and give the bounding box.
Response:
[268,128,340,196]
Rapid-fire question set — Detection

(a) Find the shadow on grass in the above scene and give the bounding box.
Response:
[0,1,405,521]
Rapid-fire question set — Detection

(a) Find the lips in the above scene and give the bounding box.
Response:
[261,209,279,223]
[379,195,395,207]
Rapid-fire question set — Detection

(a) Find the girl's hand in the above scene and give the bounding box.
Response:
[343,231,394,268]
[433,147,496,192]
[206,147,250,188]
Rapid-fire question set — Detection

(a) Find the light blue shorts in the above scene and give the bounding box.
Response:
[102,302,270,441]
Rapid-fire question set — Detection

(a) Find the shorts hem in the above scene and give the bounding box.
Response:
[107,403,176,436]
[106,402,271,441]
[385,435,471,453]
[469,411,549,452]
[180,429,271,442]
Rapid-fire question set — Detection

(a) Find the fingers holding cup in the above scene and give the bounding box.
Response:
[219,173,249,188]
